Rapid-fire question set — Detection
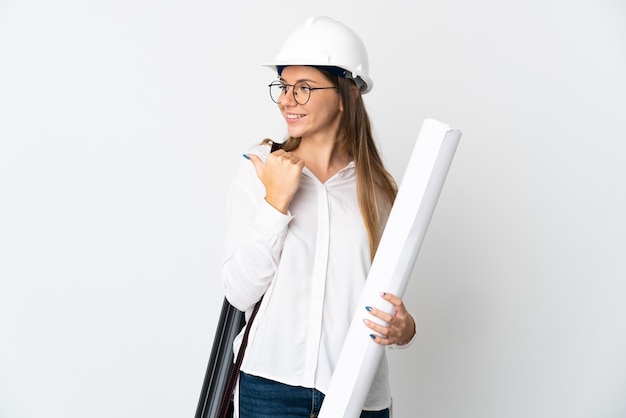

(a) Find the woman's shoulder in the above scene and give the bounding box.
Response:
[246,139,282,160]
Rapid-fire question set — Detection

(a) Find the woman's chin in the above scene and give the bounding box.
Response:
[287,128,304,138]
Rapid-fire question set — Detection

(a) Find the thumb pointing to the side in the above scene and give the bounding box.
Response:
[244,154,264,179]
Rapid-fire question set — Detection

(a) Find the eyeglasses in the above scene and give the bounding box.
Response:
[268,81,338,105]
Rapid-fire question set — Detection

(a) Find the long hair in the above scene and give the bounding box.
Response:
[267,69,397,259]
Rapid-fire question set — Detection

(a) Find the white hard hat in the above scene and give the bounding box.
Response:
[264,16,373,94]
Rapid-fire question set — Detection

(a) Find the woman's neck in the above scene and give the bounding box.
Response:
[293,137,350,183]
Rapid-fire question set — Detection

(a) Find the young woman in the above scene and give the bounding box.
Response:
[222,16,416,418]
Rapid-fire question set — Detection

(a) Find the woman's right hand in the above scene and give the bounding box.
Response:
[246,150,304,214]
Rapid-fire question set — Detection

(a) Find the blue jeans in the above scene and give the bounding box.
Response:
[239,372,390,418]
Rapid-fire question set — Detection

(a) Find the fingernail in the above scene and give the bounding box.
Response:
[380,292,387,297]
[242,154,250,160]
[369,334,376,339]
[365,306,372,312]
[363,319,370,325]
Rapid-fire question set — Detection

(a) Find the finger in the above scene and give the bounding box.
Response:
[364,317,409,346]
[363,319,392,344]
[281,152,302,166]
[245,153,264,178]
[363,317,389,335]
[365,305,394,324]
[272,149,286,156]
[380,292,407,314]
[369,333,392,346]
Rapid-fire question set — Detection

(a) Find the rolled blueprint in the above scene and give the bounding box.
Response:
[195,298,245,418]
[318,118,462,417]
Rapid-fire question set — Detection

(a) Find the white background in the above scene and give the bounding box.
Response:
[1,1,625,417]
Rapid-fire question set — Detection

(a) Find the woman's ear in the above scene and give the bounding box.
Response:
[352,84,360,99]
[340,84,360,112]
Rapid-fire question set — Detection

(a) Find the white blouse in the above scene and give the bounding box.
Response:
[222,143,392,411]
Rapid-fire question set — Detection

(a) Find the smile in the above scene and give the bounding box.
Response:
[286,113,305,120]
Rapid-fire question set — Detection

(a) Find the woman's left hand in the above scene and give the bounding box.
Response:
[363,292,416,346]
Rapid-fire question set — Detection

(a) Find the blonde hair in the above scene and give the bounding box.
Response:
[264,69,397,259]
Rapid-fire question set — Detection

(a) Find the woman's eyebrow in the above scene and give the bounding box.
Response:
[278,77,321,84]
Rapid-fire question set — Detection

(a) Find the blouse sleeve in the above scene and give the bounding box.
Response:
[221,147,294,312]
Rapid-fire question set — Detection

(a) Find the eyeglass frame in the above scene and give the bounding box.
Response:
[268,81,338,105]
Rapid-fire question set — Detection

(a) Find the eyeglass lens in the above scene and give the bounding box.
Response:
[269,82,311,105]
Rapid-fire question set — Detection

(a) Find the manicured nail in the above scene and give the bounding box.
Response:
[242,154,250,160]
[363,319,371,325]
[365,306,372,312]
[369,334,376,339]
[380,292,387,297]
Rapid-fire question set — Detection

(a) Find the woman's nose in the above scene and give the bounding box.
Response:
[279,86,297,106]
